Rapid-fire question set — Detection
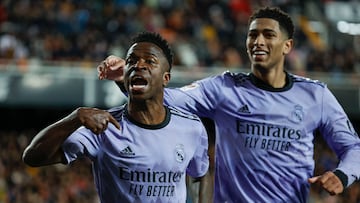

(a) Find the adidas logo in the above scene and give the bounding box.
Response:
[238,105,251,113]
[120,146,135,156]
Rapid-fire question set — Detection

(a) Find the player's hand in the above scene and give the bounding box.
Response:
[308,171,344,195]
[97,55,125,82]
[77,107,120,135]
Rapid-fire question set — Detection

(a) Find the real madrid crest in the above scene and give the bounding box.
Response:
[175,144,186,163]
[291,104,304,123]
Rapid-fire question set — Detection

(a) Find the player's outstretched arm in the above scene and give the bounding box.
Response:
[22,107,120,167]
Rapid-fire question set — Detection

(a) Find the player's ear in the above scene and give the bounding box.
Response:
[163,71,171,87]
[283,38,293,55]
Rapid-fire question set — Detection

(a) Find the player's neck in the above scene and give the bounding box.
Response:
[252,68,286,88]
[127,101,166,125]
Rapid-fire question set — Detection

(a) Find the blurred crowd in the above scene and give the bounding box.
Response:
[0,129,359,203]
[0,0,359,73]
[0,130,99,203]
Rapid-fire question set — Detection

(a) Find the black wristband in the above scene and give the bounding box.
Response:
[333,169,348,188]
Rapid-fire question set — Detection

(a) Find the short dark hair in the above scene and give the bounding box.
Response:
[131,31,173,71]
[249,7,294,39]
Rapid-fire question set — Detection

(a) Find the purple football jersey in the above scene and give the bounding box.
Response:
[164,71,360,203]
[62,105,209,203]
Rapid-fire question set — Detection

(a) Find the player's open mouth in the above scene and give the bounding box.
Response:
[253,50,267,55]
[130,76,148,91]
[252,50,267,60]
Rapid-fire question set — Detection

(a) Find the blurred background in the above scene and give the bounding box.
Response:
[0,0,359,202]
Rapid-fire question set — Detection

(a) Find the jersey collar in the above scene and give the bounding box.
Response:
[249,71,293,92]
[124,105,171,129]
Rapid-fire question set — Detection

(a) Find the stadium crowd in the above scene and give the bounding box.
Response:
[1,0,360,202]
[0,130,99,203]
[0,0,358,73]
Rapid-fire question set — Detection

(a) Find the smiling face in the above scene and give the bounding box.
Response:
[124,42,170,102]
[246,18,293,72]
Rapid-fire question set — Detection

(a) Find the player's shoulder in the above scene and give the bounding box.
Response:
[212,70,251,86]
[167,106,202,122]
[289,73,326,88]
[223,70,249,78]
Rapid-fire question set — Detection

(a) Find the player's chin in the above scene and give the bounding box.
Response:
[129,90,145,97]
[129,93,147,102]
[252,62,268,69]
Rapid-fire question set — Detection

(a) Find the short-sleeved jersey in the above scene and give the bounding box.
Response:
[62,105,209,203]
[164,71,360,203]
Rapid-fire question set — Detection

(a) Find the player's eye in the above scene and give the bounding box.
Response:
[264,32,276,38]
[248,32,257,38]
[126,58,136,65]
[145,59,157,65]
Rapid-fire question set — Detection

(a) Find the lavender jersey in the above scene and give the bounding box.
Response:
[62,105,209,203]
[164,71,360,203]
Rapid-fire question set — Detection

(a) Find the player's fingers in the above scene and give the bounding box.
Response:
[106,55,119,66]
[321,173,344,195]
[93,121,107,135]
[97,61,108,72]
[107,55,125,70]
[108,115,121,129]
[322,181,342,195]
[309,172,344,195]
[321,178,336,192]
[308,176,320,183]
[319,171,334,185]
[313,171,333,185]
[101,120,108,132]
[97,61,107,80]
[91,127,101,135]
[333,185,343,195]
[326,184,342,195]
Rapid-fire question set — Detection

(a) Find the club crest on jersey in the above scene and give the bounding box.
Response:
[291,105,304,123]
[174,144,186,163]
[180,83,199,91]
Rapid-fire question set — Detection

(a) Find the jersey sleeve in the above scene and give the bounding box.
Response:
[164,74,225,118]
[62,127,101,164]
[186,125,209,178]
[319,86,360,187]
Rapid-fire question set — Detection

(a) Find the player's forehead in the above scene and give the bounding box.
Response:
[248,18,281,33]
[126,42,164,58]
